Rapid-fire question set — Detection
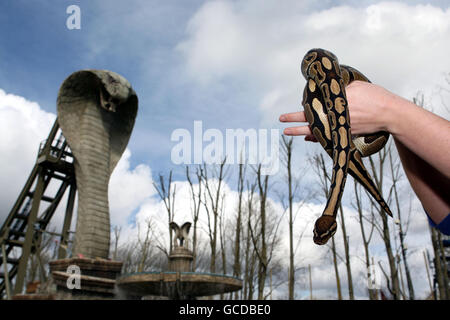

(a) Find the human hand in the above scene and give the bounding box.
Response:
[344,81,397,135]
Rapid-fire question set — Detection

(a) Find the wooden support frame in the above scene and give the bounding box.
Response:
[0,119,76,299]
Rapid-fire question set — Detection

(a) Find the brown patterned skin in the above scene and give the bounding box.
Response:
[301,48,393,245]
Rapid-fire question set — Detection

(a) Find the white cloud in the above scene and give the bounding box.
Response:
[109,149,156,227]
[0,89,55,216]
[177,1,450,123]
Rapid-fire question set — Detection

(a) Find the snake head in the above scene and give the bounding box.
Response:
[96,71,133,113]
[100,86,119,112]
[301,49,318,79]
[313,216,337,245]
[301,48,339,80]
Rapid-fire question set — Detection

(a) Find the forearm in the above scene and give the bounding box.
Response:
[394,138,450,224]
[385,96,450,178]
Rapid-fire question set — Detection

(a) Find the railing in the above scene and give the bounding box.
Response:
[38,130,73,163]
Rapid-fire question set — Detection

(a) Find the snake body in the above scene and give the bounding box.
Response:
[301,48,393,245]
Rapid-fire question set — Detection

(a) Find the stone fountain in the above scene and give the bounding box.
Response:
[117,222,242,300]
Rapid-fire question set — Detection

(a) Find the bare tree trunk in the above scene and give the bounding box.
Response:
[353,181,377,300]
[202,159,227,274]
[112,226,121,261]
[256,165,269,300]
[243,215,250,299]
[330,236,342,300]
[233,163,245,299]
[388,148,415,300]
[137,219,153,273]
[308,264,313,300]
[248,250,256,300]
[244,182,256,300]
[423,251,434,299]
[437,232,450,299]
[380,211,400,299]
[369,151,401,299]
[153,171,176,254]
[429,227,447,299]
[219,196,227,300]
[338,204,354,300]
[186,166,202,271]
[281,136,295,300]
[220,197,227,276]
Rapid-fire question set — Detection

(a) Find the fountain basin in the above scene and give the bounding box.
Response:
[117,271,242,299]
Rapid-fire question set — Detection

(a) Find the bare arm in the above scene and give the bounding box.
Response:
[346,81,450,178]
[394,138,450,224]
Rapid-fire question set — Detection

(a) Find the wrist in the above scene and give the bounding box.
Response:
[382,93,411,135]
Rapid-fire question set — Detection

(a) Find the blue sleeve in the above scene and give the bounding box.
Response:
[426,211,450,236]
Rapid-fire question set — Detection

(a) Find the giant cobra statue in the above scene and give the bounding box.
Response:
[57,70,138,259]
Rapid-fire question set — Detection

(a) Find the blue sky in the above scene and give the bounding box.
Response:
[1,1,199,175]
[0,0,263,178]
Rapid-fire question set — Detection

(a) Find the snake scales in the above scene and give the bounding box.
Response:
[301,48,393,245]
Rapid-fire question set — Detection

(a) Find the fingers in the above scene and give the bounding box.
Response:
[283,126,312,136]
[279,111,307,123]
[280,111,317,142]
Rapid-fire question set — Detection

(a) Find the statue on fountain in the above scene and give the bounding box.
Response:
[169,222,192,249]
[168,221,193,272]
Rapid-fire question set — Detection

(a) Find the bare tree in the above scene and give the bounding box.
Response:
[243,181,257,300]
[247,165,283,300]
[352,181,377,299]
[437,232,450,299]
[232,162,245,299]
[430,227,450,300]
[219,192,227,276]
[281,136,295,299]
[186,166,203,270]
[279,136,314,299]
[112,225,121,261]
[26,230,56,286]
[201,158,227,273]
[387,147,415,300]
[330,236,342,300]
[338,203,354,300]
[367,147,401,300]
[153,171,177,254]
[115,219,164,275]
[136,219,156,273]
[255,165,269,300]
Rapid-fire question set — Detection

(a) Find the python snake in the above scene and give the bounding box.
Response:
[301,48,393,245]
